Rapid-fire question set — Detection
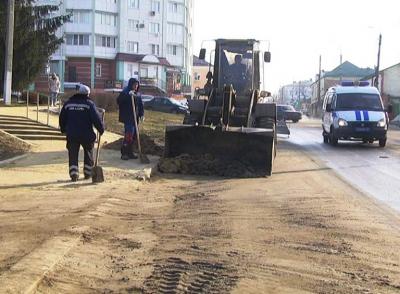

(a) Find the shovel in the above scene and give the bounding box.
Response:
[92,109,105,183]
[131,93,150,164]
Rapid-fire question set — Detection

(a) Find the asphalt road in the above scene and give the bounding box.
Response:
[286,120,400,213]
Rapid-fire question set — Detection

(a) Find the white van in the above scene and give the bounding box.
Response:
[322,81,389,147]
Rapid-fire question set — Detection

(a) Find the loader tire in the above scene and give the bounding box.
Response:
[257,117,275,129]
[183,113,200,125]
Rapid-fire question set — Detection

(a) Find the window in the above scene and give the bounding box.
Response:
[95,35,116,48]
[66,34,89,46]
[128,19,139,31]
[168,23,182,35]
[127,63,134,77]
[68,10,90,24]
[151,44,160,55]
[95,63,102,77]
[335,93,383,111]
[97,12,117,26]
[128,41,139,53]
[151,0,160,12]
[128,0,139,9]
[149,23,160,34]
[169,2,178,13]
[167,44,178,55]
[140,68,149,78]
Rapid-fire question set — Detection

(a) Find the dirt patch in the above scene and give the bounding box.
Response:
[0,131,30,161]
[158,154,266,178]
[103,134,164,156]
[143,257,238,293]
[112,236,142,250]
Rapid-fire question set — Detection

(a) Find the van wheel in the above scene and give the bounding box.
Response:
[330,128,338,146]
[379,138,387,148]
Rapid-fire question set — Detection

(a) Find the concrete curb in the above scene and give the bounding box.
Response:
[0,129,34,147]
[0,129,32,166]
[0,154,29,167]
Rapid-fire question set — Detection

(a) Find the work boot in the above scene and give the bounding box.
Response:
[127,144,138,159]
[121,145,130,161]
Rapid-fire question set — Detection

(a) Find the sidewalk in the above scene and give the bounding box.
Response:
[0,106,156,186]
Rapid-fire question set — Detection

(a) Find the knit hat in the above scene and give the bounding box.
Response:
[79,84,90,95]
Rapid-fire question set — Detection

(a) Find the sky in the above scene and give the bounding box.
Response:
[193,0,400,93]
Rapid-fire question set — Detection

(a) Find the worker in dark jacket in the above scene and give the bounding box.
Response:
[59,85,104,182]
[117,78,144,160]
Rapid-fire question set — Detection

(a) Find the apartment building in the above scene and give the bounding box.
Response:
[35,0,194,96]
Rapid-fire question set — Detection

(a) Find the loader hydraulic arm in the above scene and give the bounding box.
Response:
[222,85,234,128]
[246,89,258,127]
[201,88,215,125]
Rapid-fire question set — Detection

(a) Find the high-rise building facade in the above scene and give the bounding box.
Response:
[35,0,194,95]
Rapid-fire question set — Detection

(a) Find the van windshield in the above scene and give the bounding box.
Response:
[335,93,383,111]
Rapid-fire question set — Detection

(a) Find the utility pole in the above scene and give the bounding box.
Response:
[3,0,15,105]
[298,80,301,101]
[374,34,382,89]
[317,55,322,115]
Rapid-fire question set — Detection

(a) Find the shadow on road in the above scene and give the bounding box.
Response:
[0,179,73,190]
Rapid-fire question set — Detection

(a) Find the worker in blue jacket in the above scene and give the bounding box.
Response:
[59,85,104,182]
[117,78,144,160]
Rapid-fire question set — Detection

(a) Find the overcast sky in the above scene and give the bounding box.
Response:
[193,0,400,92]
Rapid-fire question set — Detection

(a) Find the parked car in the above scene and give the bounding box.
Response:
[144,97,188,114]
[277,104,302,123]
[141,95,154,103]
[64,82,83,90]
[102,91,154,104]
[171,98,188,107]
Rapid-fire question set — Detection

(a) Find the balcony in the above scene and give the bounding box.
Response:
[65,0,91,10]
[95,0,118,13]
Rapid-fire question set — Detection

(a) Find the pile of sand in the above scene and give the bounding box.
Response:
[103,134,164,156]
[158,154,266,178]
[0,131,31,161]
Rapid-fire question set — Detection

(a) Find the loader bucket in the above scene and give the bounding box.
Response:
[164,125,276,176]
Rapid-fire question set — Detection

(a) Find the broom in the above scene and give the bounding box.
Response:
[92,109,105,183]
[131,93,150,164]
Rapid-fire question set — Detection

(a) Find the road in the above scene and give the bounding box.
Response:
[288,120,400,212]
[1,121,400,293]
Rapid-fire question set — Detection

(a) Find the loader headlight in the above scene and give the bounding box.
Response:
[377,119,387,128]
[338,118,348,127]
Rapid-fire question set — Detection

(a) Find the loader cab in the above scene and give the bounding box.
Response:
[199,39,271,96]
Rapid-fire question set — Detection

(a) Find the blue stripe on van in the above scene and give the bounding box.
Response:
[355,111,362,121]
[363,111,369,121]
